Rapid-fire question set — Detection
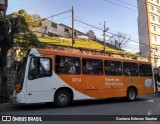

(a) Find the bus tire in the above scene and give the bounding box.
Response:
[127,88,136,102]
[54,90,71,108]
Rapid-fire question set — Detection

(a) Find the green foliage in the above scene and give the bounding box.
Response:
[8,9,42,48]
[29,14,41,28]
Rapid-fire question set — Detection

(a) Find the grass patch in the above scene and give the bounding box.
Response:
[38,37,124,52]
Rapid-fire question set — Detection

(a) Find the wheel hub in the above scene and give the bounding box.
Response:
[58,94,68,104]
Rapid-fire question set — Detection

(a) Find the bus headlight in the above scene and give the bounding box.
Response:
[15,83,23,93]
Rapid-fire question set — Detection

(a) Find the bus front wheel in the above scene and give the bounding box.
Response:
[54,90,71,107]
[127,88,137,102]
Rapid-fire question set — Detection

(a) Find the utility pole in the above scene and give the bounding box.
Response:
[101,21,109,56]
[154,48,158,68]
[154,53,157,68]
[103,21,106,55]
[72,6,74,48]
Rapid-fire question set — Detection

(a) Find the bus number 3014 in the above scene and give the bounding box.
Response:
[72,78,82,83]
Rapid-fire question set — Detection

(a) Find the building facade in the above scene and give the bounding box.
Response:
[33,18,89,39]
[86,30,96,40]
[138,0,160,67]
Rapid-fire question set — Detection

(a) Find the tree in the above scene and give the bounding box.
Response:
[30,14,41,28]
[109,32,130,49]
[0,17,15,101]
[18,10,41,29]
[8,9,43,49]
[0,10,42,101]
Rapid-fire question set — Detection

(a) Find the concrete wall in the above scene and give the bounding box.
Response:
[0,69,17,96]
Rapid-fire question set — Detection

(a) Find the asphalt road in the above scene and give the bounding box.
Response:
[0,93,160,124]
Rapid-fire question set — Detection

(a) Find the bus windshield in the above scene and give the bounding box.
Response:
[15,57,27,84]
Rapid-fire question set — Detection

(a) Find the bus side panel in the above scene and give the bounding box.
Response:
[58,75,86,100]
[123,76,138,89]
[82,75,103,98]
[26,77,56,103]
[98,76,126,98]
[137,77,154,96]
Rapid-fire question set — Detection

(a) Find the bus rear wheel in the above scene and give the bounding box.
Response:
[54,90,71,107]
[127,88,137,102]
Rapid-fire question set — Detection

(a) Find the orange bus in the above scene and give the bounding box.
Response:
[13,48,154,107]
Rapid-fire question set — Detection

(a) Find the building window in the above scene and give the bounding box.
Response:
[157,27,160,33]
[152,35,157,42]
[51,22,57,29]
[64,28,69,33]
[151,25,156,31]
[150,5,154,11]
[157,8,160,13]
[152,46,157,52]
[156,17,160,23]
[150,15,155,21]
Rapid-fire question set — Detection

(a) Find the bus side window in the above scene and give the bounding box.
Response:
[82,58,103,75]
[132,63,138,76]
[29,57,39,77]
[55,56,81,75]
[28,57,52,80]
[39,58,51,75]
[105,60,122,76]
[139,64,152,77]
[123,62,138,76]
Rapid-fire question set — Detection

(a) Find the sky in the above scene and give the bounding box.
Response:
[7,0,139,53]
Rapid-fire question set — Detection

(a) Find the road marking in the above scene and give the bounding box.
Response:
[146,99,154,103]
[147,110,152,115]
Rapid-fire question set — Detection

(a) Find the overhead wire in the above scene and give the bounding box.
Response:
[116,0,137,8]
[74,18,157,53]
[104,0,137,11]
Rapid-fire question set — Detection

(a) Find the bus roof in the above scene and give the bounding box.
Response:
[30,48,151,64]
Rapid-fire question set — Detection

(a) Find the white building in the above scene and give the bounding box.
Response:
[138,0,160,67]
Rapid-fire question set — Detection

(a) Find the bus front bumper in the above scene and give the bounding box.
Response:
[13,91,26,103]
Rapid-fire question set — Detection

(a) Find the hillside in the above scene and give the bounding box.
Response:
[38,37,142,58]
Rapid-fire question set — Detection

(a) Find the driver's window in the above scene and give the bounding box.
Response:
[29,57,38,75]
[39,58,51,75]
[28,57,52,80]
